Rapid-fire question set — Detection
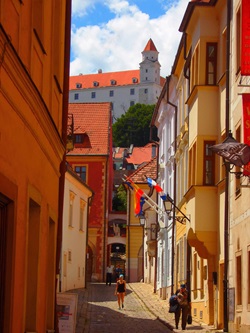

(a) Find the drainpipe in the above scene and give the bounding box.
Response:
[224,0,231,331]
[166,75,178,295]
[85,195,94,286]
[55,0,71,331]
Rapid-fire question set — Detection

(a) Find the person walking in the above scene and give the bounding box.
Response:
[115,264,122,281]
[174,284,191,330]
[106,265,113,286]
[114,274,126,310]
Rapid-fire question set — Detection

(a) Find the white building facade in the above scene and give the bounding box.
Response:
[69,39,164,121]
[60,166,93,292]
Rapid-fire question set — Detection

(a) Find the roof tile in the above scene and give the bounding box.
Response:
[67,103,112,156]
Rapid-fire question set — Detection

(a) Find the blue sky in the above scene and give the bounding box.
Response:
[70,0,188,77]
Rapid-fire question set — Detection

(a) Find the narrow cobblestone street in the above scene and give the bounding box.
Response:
[75,283,172,333]
[73,282,222,333]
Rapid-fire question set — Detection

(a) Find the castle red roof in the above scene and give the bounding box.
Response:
[143,38,158,52]
[69,70,140,90]
[67,102,112,156]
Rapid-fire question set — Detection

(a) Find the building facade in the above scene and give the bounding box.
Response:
[60,165,93,292]
[69,39,165,121]
[0,1,71,332]
[66,102,113,283]
[151,0,250,332]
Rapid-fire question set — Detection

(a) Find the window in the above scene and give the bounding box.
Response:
[91,92,96,99]
[69,191,75,227]
[206,43,217,85]
[204,141,215,185]
[132,77,138,83]
[189,142,196,187]
[130,101,135,107]
[130,88,135,95]
[146,69,148,73]
[222,29,227,75]
[191,44,199,89]
[109,90,114,97]
[76,83,82,88]
[75,166,87,182]
[93,81,99,87]
[68,250,72,262]
[110,80,116,85]
[144,89,148,94]
[74,93,79,100]
[74,134,83,144]
[150,224,157,240]
[236,251,242,305]
[79,200,86,231]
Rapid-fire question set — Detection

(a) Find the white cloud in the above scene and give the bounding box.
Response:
[70,0,188,77]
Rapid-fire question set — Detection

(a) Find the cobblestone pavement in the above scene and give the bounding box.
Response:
[73,282,223,333]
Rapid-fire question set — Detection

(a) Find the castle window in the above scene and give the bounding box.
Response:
[110,80,116,85]
[130,88,135,95]
[109,90,114,97]
[91,92,96,98]
[93,81,99,87]
[132,77,138,83]
[76,83,82,88]
[74,93,79,100]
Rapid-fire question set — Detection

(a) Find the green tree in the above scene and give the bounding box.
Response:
[112,103,156,147]
[112,184,127,211]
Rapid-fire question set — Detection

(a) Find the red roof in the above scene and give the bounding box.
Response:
[70,69,165,90]
[143,38,158,52]
[70,70,140,90]
[125,143,156,166]
[129,157,157,183]
[67,103,112,155]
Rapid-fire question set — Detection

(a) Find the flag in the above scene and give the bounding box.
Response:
[134,188,145,216]
[146,177,163,193]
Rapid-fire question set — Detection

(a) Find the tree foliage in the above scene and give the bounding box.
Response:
[112,103,156,147]
[112,185,127,211]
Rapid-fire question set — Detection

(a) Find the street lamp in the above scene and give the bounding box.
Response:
[138,213,145,282]
[163,193,190,224]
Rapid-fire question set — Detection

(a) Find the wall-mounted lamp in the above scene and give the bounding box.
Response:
[163,194,190,224]
[139,214,146,226]
[210,132,250,185]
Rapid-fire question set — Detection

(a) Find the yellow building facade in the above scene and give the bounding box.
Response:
[0,1,71,332]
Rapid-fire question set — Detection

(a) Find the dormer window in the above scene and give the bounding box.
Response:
[74,133,91,148]
[76,83,82,88]
[93,81,99,87]
[132,77,138,83]
[110,80,116,85]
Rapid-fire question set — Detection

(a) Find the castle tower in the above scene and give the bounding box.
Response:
[140,38,161,85]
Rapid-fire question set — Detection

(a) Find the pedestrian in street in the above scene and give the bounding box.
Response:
[174,283,191,330]
[114,274,126,310]
[115,264,122,281]
[106,264,113,286]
